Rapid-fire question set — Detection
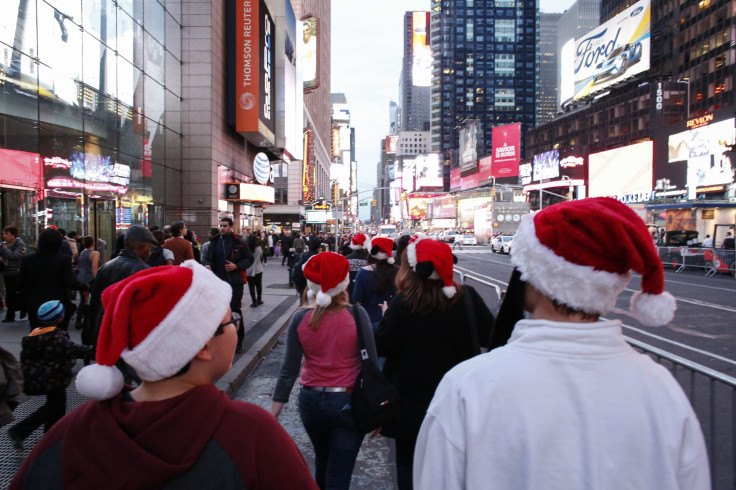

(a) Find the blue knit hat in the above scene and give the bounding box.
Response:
[37,300,65,324]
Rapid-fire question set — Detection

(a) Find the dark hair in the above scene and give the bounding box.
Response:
[38,229,63,254]
[149,226,160,232]
[246,234,258,252]
[219,217,233,226]
[209,227,219,237]
[67,231,79,239]
[152,230,166,246]
[58,228,67,237]
[367,255,399,294]
[395,250,462,315]
[394,235,411,266]
[3,226,18,237]
[82,235,95,249]
[170,221,185,237]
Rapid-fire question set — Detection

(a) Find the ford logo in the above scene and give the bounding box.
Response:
[253,152,270,185]
[631,6,642,16]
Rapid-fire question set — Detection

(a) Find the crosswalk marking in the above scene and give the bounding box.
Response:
[452,249,494,254]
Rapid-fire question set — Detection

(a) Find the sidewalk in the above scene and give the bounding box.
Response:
[0,258,301,488]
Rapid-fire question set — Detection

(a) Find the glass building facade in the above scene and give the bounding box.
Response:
[0,0,181,251]
[429,0,539,162]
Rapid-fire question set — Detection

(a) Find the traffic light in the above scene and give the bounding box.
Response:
[372,199,376,206]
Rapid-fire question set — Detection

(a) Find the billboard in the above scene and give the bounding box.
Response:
[459,120,479,172]
[668,117,735,199]
[532,150,560,182]
[302,16,319,90]
[415,154,443,190]
[589,141,653,200]
[412,11,431,87]
[283,0,302,159]
[573,0,650,100]
[385,135,399,154]
[408,193,440,220]
[450,168,461,190]
[491,123,521,178]
[479,156,493,181]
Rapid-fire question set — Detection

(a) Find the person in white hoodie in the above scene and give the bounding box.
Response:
[414,197,710,490]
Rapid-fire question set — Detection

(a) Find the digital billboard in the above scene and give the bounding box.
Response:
[492,123,521,178]
[459,120,479,172]
[408,193,440,220]
[479,156,493,181]
[302,16,319,90]
[283,0,302,159]
[450,168,461,190]
[415,154,443,190]
[532,150,560,182]
[412,12,431,87]
[668,117,735,199]
[573,0,650,100]
[385,135,399,154]
[589,141,653,200]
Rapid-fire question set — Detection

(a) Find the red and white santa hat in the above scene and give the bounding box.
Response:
[366,237,395,264]
[510,197,676,326]
[303,252,350,307]
[406,235,458,298]
[350,233,368,250]
[75,260,232,400]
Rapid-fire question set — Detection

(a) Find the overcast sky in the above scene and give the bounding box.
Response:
[331,0,578,219]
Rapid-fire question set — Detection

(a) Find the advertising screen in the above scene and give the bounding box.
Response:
[450,168,461,189]
[667,118,735,198]
[385,135,399,154]
[432,195,456,219]
[403,159,416,192]
[573,0,650,100]
[532,150,560,182]
[491,123,521,178]
[520,163,532,185]
[408,193,440,220]
[589,141,653,199]
[459,120,479,172]
[479,156,493,181]
[415,154,443,189]
[283,0,302,159]
[412,12,431,87]
[302,16,319,89]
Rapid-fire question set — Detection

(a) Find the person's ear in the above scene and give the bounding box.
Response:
[194,341,213,361]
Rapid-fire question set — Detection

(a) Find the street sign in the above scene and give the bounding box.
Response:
[359,202,368,207]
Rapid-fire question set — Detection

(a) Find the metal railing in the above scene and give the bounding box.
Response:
[658,246,735,277]
[454,270,735,487]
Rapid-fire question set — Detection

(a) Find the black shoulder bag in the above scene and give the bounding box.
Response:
[350,306,400,433]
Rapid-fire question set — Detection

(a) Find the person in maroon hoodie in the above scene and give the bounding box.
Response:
[10,260,318,490]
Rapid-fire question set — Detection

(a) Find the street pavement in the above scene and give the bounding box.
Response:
[0,256,307,488]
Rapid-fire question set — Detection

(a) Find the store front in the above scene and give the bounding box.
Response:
[0,148,44,244]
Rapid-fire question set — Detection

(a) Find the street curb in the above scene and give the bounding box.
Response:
[216,295,300,396]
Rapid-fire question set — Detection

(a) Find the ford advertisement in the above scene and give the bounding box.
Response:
[573,0,650,100]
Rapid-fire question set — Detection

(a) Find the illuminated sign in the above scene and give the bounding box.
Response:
[589,141,653,198]
[519,163,532,185]
[302,16,319,90]
[415,153,443,190]
[573,0,650,100]
[491,123,521,178]
[412,11,431,87]
[253,152,271,185]
[479,156,492,181]
[47,177,127,195]
[686,113,715,129]
[43,157,72,169]
[560,156,584,168]
[306,210,329,223]
[385,135,398,154]
[224,182,275,203]
[459,120,479,172]
[532,150,560,181]
[303,130,312,202]
[696,184,726,194]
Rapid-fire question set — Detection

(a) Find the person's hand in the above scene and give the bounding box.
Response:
[379,301,389,316]
[205,265,211,270]
[224,260,237,272]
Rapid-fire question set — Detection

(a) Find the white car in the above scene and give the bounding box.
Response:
[461,234,477,245]
[491,235,513,254]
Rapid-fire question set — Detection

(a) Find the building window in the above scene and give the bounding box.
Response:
[495,54,514,77]
[495,19,515,42]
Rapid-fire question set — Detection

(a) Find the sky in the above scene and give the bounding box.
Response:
[331,0,578,220]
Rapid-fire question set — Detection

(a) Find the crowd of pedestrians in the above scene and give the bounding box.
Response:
[0,199,713,489]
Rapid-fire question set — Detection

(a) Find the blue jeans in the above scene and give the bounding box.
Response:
[298,389,365,490]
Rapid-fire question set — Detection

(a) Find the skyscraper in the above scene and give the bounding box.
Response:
[430,0,539,160]
[538,13,562,126]
[401,11,432,132]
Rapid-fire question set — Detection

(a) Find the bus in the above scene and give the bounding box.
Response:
[379,224,397,237]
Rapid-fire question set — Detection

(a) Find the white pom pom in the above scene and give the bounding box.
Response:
[630,291,676,327]
[316,291,332,307]
[75,364,125,400]
[388,257,395,265]
[442,285,457,298]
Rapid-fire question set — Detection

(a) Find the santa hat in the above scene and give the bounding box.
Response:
[303,252,350,307]
[406,235,458,298]
[510,197,676,326]
[366,237,395,264]
[75,260,232,400]
[350,233,368,250]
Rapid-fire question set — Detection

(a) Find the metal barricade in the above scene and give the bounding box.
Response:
[627,337,736,489]
[658,246,735,278]
[453,270,502,315]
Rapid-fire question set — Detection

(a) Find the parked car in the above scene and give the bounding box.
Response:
[461,234,477,246]
[443,230,460,243]
[491,235,513,254]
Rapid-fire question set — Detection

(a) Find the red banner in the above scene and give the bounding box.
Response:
[461,172,480,190]
[450,168,461,190]
[235,0,260,132]
[479,155,492,181]
[491,123,520,178]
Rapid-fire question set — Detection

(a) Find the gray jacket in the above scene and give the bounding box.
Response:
[0,237,26,276]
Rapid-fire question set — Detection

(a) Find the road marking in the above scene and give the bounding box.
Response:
[622,288,736,313]
[455,266,509,287]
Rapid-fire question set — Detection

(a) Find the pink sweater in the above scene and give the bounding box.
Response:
[297,309,361,388]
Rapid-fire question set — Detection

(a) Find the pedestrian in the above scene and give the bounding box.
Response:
[345,233,369,300]
[451,231,462,250]
[294,231,306,255]
[413,197,710,489]
[163,221,194,265]
[7,301,93,451]
[205,217,254,353]
[199,227,220,267]
[723,231,735,249]
[74,236,100,330]
[375,236,494,489]
[292,236,322,300]
[270,252,377,490]
[352,237,398,330]
[18,229,89,331]
[185,229,201,263]
[246,234,264,307]
[0,226,26,323]
[11,263,318,489]
[258,231,270,264]
[146,230,175,267]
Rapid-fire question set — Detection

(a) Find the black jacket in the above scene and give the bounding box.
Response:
[21,328,93,395]
[87,250,150,345]
[206,233,254,287]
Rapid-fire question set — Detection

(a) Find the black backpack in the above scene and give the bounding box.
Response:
[147,246,167,267]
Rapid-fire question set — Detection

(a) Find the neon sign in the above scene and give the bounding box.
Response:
[686,113,714,129]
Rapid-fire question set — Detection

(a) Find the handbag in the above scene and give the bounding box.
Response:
[350,306,400,433]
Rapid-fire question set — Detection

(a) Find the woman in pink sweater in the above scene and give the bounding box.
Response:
[270,252,378,490]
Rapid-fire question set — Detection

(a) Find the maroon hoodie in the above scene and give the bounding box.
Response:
[11,384,317,489]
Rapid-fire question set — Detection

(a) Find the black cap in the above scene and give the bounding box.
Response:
[124,225,158,245]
